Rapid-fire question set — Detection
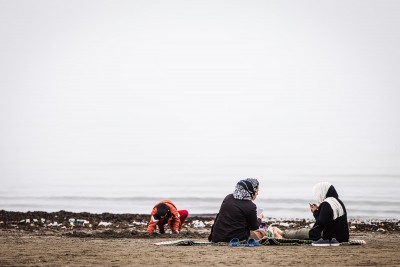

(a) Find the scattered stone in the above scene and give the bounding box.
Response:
[77,219,89,225]
[279,222,290,228]
[98,222,112,227]
[204,220,214,226]
[192,220,205,228]
[131,221,146,226]
[1,210,399,240]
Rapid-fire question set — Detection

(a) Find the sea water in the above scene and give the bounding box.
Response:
[1,161,399,219]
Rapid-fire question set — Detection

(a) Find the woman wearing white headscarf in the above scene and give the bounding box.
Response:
[209,178,266,242]
[272,182,349,244]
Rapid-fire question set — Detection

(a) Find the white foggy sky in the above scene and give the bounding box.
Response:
[1,0,400,186]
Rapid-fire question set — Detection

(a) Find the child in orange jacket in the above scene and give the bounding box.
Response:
[147,199,189,234]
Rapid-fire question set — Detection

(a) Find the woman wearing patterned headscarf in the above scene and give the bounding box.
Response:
[208,178,266,242]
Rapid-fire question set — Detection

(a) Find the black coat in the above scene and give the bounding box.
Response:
[209,194,260,242]
[309,186,350,242]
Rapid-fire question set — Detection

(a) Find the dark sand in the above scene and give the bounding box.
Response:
[1,210,399,266]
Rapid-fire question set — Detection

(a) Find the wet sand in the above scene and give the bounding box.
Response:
[1,210,399,266]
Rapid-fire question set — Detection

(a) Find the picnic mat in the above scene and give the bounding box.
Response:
[154,238,366,246]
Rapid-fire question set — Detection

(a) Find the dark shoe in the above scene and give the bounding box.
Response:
[229,238,240,247]
[330,238,340,246]
[311,238,331,247]
[245,238,260,247]
[159,228,165,234]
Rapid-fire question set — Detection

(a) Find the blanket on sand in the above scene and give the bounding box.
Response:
[154,238,366,246]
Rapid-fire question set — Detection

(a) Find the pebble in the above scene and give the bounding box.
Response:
[98,222,112,227]
[77,219,89,224]
[131,221,146,226]
[192,220,205,228]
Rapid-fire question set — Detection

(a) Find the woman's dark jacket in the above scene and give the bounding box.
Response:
[209,194,260,242]
[309,186,350,242]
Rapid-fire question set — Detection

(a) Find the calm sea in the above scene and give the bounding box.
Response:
[1,162,399,219]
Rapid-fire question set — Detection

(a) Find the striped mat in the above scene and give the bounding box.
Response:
[154,238,366,246]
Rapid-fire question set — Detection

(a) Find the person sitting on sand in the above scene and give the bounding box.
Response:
[209,178,266,242]
[270,182,349,244]
[147,199,188,234]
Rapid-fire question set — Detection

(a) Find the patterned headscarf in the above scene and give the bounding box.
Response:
[233,178,259,200]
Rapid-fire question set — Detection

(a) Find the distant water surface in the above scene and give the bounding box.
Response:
[1,162,399,219]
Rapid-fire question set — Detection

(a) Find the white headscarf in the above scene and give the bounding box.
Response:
[312,182,332,204]
[312,182,345,220]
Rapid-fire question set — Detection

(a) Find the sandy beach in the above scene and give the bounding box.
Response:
[1,210,399,266]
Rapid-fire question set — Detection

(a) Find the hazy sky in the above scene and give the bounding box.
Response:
[1,0,400,187]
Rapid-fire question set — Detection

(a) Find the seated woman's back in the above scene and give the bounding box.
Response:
[310,184,349,242]
[211,194,259,242]
[210,179,262,242]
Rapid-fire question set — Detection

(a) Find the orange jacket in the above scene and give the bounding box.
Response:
[147,200,181,233]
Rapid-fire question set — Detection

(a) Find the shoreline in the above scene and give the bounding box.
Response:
[1,210,399,239]
[2,209,399,219]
